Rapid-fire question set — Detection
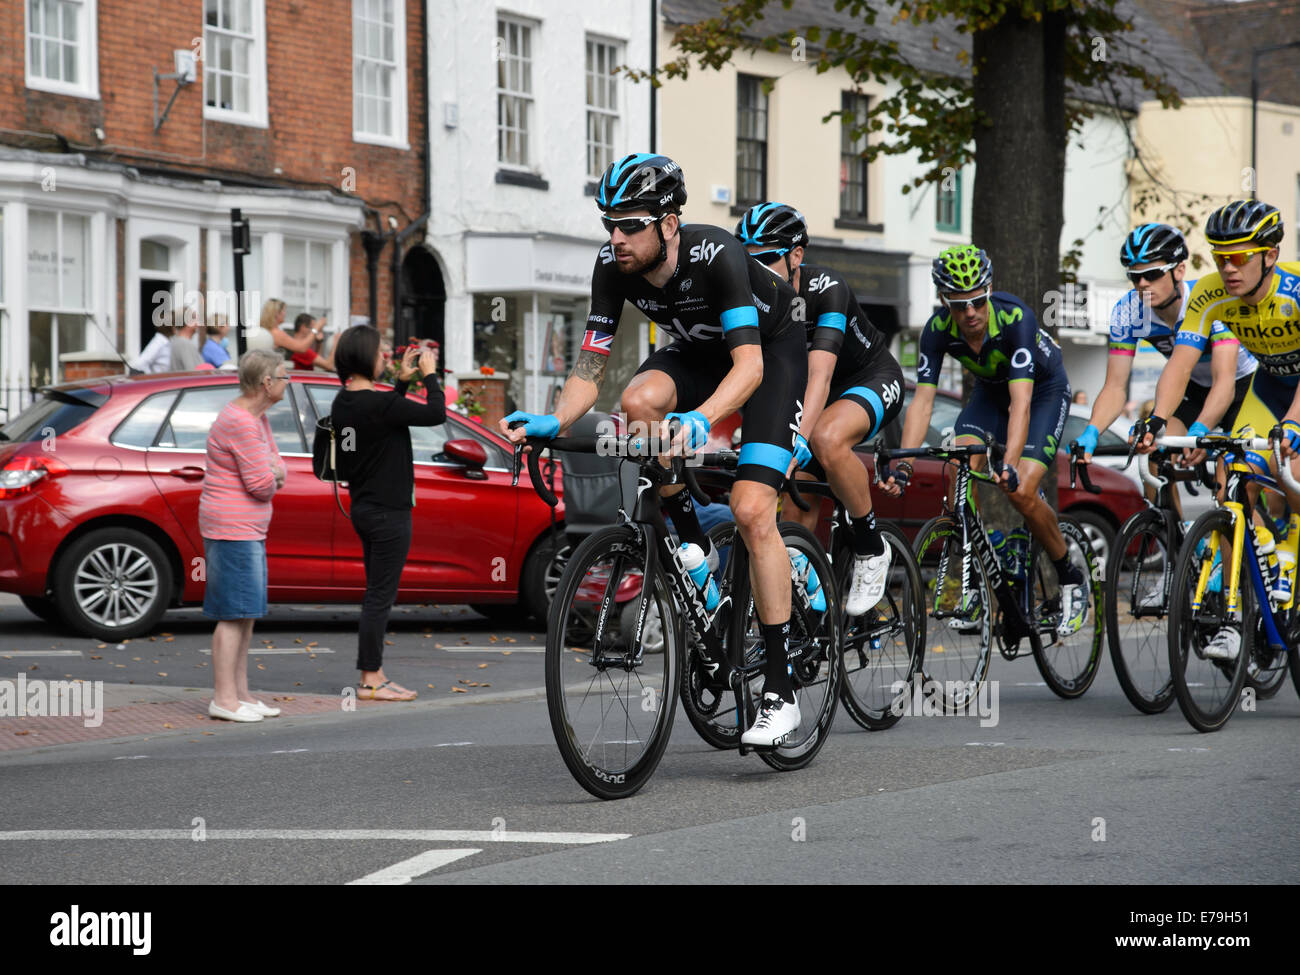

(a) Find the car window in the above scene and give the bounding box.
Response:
[901,388,961,446]
[0,392,100,443]
[156,385,302,453]
[111,391,178,448]
[1062,414,1126,451]
[304,384,337,452]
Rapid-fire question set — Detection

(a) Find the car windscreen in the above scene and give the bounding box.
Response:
[0,389,104,443]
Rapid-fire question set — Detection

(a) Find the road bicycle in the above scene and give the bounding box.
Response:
[513,426,842,799]
[878,441,1105,709]
[1164,432,1300,732]
[1085,441,1215,714]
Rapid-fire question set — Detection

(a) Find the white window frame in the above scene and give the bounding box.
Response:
[497,15,536,170]
[280,236,334,323]
[26,208,93,390]
[202,0,268,128]
[352,0,408,148]
[24,0,100,100]
[585,36,621,181]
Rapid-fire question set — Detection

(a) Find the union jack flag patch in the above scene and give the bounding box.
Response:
[582,329,614,355]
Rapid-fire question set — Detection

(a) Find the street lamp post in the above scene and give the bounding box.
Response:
[1249,41,1300,201]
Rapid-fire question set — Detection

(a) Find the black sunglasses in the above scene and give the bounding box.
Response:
[943,290,990,312]
[1126,262,1176,284]
[602,214,663,235]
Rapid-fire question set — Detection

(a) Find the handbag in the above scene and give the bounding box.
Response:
[312,415,350,517]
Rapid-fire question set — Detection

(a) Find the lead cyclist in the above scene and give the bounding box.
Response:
[500,153,811,748]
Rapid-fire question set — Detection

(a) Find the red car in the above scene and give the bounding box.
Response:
[0,371,564,640]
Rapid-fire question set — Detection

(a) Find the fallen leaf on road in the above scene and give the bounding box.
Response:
[385,640,395,645]
[90,655,102,660]
[294,638,303,644]
[148,637,156,642]
[161,632,172,637]
[502,651,512,656]
[163,723,174,729]
[434,643,443,648]
[274,696,296,702]
[157,672,168,677]
[505,637,517,643]
[294,682,302,686]
[489,634,499,643]
[478,663,488,669]
[28,664,37,671]
[15,731,30,736]
[202,731,214,735]
[132,657,141,661]
[306,641,317,648]
[256,664,265,670]
[97,644,106,649]
[481,683,490,687]
[164,637,175,643]
[451,687,467,693]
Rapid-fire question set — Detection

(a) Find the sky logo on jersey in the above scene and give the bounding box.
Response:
[805,272,836,294]
[582,329,614,355]
[599,244,615,265]
[689,240,724,265]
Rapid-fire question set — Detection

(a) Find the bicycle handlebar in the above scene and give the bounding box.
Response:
[1068,442,1102,495]
[1145,433,1300,496]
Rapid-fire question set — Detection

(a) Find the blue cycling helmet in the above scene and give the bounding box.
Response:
[1120,223,1189,268]
[734,203,807,252]
[595,153,687,215]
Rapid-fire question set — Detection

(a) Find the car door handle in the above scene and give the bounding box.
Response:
[168,467,205,481]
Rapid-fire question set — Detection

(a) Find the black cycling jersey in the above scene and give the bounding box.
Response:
[584,224,796,357]
[796,262,888,381]
[917,291,1065,395]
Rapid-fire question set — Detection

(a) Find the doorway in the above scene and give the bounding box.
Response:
[398,246,445,348]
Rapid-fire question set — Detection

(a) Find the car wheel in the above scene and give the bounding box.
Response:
[520,532,566,624]
[20,594,63,627]
[53,527,172,640]
[1070,509,1115,573]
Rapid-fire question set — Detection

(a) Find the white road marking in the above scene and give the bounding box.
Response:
[199,648,334,655]
[271,748,310,754]
[444,646,544,653]
[0,829,630,843]
[346,848,479,885]
[964,742,1005,747]
[1013,682,1047,686]
[432,741,473,747]
[1,650,83,657]
[112,755,149,760]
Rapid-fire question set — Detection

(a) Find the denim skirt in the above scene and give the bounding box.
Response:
[202,538,268,620]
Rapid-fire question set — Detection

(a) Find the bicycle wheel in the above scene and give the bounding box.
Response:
[913,514,993,711]
[1244,639,1288,699]
[838,521,926,730]
[1168,509,1250,732]
[679,520,761,750]
[545,525,682,799]
[752,522,843,772]
[1106,509,1176,713]
[1026,516,1105,699]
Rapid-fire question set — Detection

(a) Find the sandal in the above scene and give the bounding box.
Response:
[358,680,417,702]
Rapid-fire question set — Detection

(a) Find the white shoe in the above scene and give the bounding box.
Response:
[1058,582,1088,636]
[1202,628,1240,662]
[845,550,890,616]
[208,701,263,722]
[240,699,281,717]
[1136,587,1164,611]
[740,693,801,747]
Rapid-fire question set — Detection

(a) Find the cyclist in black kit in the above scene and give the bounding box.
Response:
[735,202,904,616]
[500,153,809,747]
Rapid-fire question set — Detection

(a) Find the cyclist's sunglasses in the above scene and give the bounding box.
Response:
[602,214,663,235]
[943,289,991,312]
[1126,262,1176,284]
[1211,246,1270,268]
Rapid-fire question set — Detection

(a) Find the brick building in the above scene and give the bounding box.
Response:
[0,0,432,414]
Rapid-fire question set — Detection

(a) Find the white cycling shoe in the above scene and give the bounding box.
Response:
[1058,582,1088,636]
[845,549,890,616]
[740,693,801,747]
[1202,628,1240,662]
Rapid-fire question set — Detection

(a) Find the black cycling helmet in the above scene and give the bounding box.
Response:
[932,245,993,294]
[1205,200,1284,248]
[734,203,808,252]
[1120,223,1189,267]
[595,153,687,215]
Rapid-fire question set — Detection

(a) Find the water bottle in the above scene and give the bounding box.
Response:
[1254,524,1280,593]
[1274,515,1299,606]
[989,530,1016,581]
[1006,528,1030,583]
[680,543,720,611]
[787,547,827,612]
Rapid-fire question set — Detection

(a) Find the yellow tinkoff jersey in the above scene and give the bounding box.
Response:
[1178,262,1300,385]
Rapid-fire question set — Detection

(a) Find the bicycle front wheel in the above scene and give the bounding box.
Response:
[1106,509,1175,714]
[1028,515,1105,699]
[1168,509,1250,732]
[913,514,993,711]
[838,521,926,730]
[545,525,682,799]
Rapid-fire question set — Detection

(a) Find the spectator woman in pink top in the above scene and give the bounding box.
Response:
[198,349,288,722]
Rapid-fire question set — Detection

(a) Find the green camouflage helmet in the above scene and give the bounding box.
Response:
[932,245,992,294]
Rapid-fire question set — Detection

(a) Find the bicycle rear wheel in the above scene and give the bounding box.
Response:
[913,514,993,711]
[1027,516,1105,699]
[754,522,843,771]
[838,521,926,730]
[1106,509,1176,714]
[1168,510,1250,732]
[545,525,682,799]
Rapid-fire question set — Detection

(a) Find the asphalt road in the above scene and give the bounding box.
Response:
[1,598,1297,886]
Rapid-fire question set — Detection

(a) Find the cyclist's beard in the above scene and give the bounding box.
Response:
[614,246,658,275]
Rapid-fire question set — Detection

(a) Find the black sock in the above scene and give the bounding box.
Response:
[1053,554,1082,586]
[663,488,709,550]
[849,509,886,557]
[761,621,794,703]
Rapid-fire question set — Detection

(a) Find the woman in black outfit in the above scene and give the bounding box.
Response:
[332,326,444,701]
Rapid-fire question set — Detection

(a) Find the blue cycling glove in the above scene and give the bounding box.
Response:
[1281,419,1300,453]
[792,434,812,469]
[666,411,710,450]
[1074,424,1100,456]
[1187,421,1210,439]
[503,411,560,440]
